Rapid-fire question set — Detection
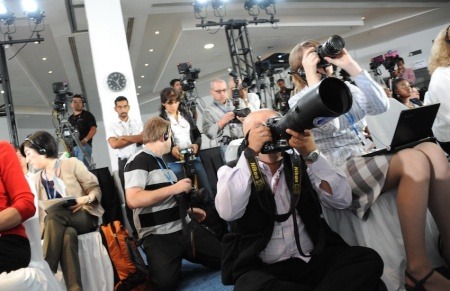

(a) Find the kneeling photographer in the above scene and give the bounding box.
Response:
[160,87,228,239]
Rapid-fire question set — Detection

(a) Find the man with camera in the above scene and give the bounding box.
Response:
[124,116,221,290]
[215,109,384,290]
[68,94,97,168]
[203,79,247,148]
[274,78,292,115]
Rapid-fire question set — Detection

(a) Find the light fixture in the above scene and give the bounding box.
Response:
[149,49,153,52]
[211,0,227,9]
[138,85,141,88]
[204,43,214,49]
[22,0,44,25]
[244,0,260,17]
[154,31,159,34]
[48,70,52,74]
[42,57,46,60]
[193,0,208,20]
[144,63,149,66]
[141,75,145,78]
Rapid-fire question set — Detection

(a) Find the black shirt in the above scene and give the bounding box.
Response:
[68,110,97,146]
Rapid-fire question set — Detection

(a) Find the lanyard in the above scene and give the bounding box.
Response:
[214,100,230,114]
[344,113,366,146]
[41,172,59,200]
[143,146,174,184]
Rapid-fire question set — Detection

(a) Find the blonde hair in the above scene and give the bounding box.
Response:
[289,40,321,91]
[143,116,170,143]
[428,25,450,75]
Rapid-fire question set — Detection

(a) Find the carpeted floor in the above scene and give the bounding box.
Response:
[178,260,233,290]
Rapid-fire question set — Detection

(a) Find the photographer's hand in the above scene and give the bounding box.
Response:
[190,144,199,155]
[286,128,317,157]
[219,112,235,129]
[174,178,192,195]
[302,47,322,86]
[172,146,182,160]
[324,48,362,77]
[248,122,272,155]
[188,207,206,222]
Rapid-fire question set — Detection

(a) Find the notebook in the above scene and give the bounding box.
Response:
[363,100,439,157]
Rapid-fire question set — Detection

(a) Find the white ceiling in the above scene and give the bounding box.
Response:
[1,0,449,130]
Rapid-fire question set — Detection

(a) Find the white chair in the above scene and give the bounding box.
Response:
[323,189,441,291]
[55,230,114,291]
[0,195,62,291]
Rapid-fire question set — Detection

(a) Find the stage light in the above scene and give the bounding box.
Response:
[211,0,227,10]
[259,0,275,10]
[193,0,208,13]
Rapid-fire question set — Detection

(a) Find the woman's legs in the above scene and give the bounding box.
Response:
[383,145,450,290]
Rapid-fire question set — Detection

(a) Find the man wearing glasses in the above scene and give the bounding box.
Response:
[68,94,97,167]
[203,79,246,148]
[107,96,143,189]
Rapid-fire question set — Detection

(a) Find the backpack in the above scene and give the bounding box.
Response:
[100,220,150,291]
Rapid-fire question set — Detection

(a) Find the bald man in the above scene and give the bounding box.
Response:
[215,109,384,290]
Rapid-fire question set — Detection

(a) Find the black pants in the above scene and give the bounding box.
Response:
[234,245,383,291]
[141,221,221,291]
[0,234,31,273]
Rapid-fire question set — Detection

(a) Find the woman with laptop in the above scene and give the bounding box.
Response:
[392,78,423,109]
[289,39,450,291]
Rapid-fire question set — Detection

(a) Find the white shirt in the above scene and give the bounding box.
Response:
[167,112,192,149]
[215,151,351,264]
[424,67,450,142]
[107,117,143,159]
[246,92,261,112]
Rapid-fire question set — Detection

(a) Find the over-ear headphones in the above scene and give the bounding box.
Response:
[25,138,46,155]
[445,25,450,46]
[289,67,307,84]
[163,126,170,141]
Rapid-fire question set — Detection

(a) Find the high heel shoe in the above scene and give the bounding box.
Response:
[405,269,435,291]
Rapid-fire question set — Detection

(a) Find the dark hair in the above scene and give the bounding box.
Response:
[159,87,179,113]
[396,57,405,64]
[20,131,58,158]
[392,77,406,95]
[72,94,84,101]
[277,78,285,83]
[114,96,128,106]
[170,79,180,87]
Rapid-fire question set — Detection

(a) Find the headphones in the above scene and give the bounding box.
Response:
[163,125,170,141]
[446,25,450,46]
[25,138,46,155]
[289,67,307,84]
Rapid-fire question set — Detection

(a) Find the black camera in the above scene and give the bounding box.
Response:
[177,62,201,92]
[262,77,353,153]
[52,82,73,112]
[316,35,345,68]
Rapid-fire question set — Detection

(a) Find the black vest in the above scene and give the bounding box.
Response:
[221,153,346,284]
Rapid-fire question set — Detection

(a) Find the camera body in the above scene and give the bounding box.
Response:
[179,147,196,178]
[261,77,353,154]
[177,62,201,92]
[316,35,345,68]
[52,82,73,112]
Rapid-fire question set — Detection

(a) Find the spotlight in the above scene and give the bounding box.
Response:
[193,0,208,14]
[244,0,257,11]
[211,0,227,10]
[25,10,44,24]
[0,11,14,26]
[259,0,275,10]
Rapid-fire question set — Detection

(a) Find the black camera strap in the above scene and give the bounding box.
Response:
[244,148,316,257]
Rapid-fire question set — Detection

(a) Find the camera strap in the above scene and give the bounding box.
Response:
[244,148,317,257]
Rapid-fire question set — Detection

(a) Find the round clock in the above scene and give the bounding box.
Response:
[106,72,127,92]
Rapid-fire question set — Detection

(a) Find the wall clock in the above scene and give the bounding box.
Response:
[106,72,127,92]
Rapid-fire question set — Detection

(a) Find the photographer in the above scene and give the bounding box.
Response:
[289,39,450,290]
[124,117,221,290]
[228,77,260,112]
[274,78,292,115]
[159,87,214,198]
[68,94,97,167]
[216,109,383,290]
[203,79,246,148]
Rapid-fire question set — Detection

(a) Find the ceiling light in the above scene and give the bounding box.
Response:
[144,63,149,66]
[154,31,159,35]
[1,90,4,94]
[149,49,153,52]
[204,43,214,49]
[34,41,38,44]
[48,70,52,74]
[138,85,141,88]
[361,16,365,20]
[42,57,46,60]
[137,93,140,96]
[141,75,145,78]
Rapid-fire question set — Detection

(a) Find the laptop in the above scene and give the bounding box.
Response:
[363,100,440,157]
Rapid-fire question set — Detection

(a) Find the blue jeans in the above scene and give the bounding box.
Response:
[72,144,92,168]
[167,156,215,199]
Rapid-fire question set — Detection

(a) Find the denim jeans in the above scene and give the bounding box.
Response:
[167,156,215,199]
[72,144,92,168]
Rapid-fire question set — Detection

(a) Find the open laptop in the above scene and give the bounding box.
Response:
[363,100,440,157]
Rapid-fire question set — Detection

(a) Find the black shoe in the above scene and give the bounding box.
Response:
[405,269,435,291]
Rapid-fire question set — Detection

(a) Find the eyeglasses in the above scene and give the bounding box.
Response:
[166,100,179,105]
[213,89,227,94]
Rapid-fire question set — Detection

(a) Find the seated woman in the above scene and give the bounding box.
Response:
[288,40,450,291]
[392,78,423,108]
[159,87,214,198]
[20,131,104,291]
[0,141,36,274]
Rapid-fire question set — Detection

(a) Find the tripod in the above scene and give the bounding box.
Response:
[52,109,95,170]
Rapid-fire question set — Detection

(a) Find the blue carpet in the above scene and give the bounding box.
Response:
[178,260,233,290]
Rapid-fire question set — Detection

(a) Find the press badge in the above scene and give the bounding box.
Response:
[272,225,283,239]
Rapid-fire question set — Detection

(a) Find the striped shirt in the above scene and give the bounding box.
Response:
[124,148,190,239]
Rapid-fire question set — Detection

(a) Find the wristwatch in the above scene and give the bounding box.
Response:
[305,149,320,163]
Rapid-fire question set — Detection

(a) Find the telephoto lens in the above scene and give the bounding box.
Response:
[316,35,345,67]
